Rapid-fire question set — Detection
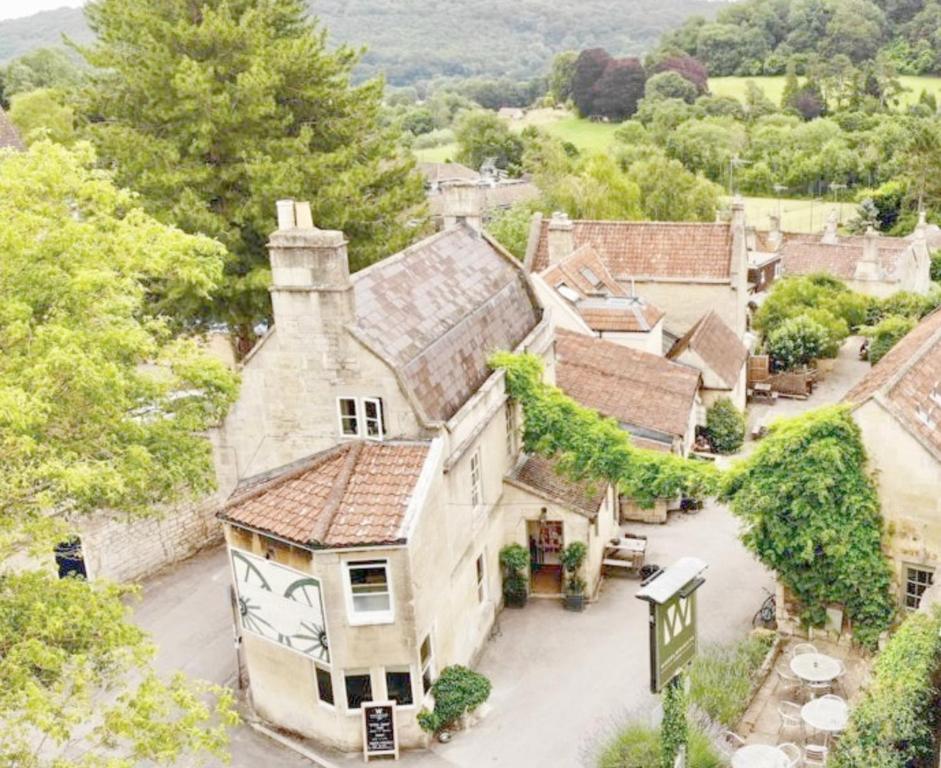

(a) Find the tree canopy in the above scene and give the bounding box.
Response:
[75,0,426,350]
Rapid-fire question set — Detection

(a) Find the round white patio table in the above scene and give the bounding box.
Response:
[802,696,849,733]
[790,652,841,683]
[731,745,789,768]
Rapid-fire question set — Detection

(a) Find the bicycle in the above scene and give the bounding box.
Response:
[752,587,777,628]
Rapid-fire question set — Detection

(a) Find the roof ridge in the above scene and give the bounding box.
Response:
[567,219,730,228]
[880,310,941,398]
[314,441,365,545]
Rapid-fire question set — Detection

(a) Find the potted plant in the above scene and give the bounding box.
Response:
[561,541,588,612]
[499,544,529,608]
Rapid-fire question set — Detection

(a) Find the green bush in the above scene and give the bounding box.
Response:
[598,723,722,768]
[864,314,916,365]
[705,398,745,454]
[499,543,529,602]
[561,541,588,596]
[831,609,941,768]
[688,634,774,727]
[416,665,491,734]
[931,251,941,283]
[767,316,831,370]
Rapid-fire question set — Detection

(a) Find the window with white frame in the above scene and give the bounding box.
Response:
[505,402,517,458]
[344,560,393,624]
[904,564,934,610]
[470,449,482,509]
[420,633,435,695]
[475,553,487,603]
[336,397,384,440]
[385,668,414,706]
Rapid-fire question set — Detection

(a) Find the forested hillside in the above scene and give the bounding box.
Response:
[0,0,718,82]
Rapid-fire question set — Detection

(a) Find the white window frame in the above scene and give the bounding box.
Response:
[419,632,436,697]
[336,397,384,441]
[904,564,934,611]
[475,552,487,604]
[470,449,483,510]
[343,559,394,626]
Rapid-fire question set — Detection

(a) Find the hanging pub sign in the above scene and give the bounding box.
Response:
[636,557,707,693]
[362,700,398,761]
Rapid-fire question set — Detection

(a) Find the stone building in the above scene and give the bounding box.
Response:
[524,200,751,340]
[845,307,941,611]
[212,200,621,752]
[769,211,932,298]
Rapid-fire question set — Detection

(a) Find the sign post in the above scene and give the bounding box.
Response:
[362,701,398,762]
[637,557,707,768]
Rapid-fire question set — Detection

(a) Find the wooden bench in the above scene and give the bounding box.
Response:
[602,535,647,576]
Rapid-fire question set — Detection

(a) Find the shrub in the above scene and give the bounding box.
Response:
[416,665,491,734]
[831,609,941,768]
[767,316,831,370]
[645,71,698,104]
[932,251,941,283]
[721,407,895,649]
[705,398,745,454]
[561,541,588,596]
[598,723,722,768]
[864,314,916,365]
[688,635,774,727]
[499,543,529,602]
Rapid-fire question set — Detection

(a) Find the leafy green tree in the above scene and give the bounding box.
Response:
[548,50,578,104]
[8,88,75,146]
[721,407,895,648]
[864,314,916,364]
[781,61,800,110]
[767,315,832,369]
[485,201,537,259]
[645,71,698,104]
[824,0,885,62]
[625,155,721,221]
[705,398,746,454]
[0,141,239,765]
[455,110,525,173]
[931,252,941,283]
[665,117,748,183]
[744,81,778,119]
[2,47,81,97]
[76,0,425,351]
[540,154,643,221]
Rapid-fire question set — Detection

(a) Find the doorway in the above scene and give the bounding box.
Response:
[528,518,563,595]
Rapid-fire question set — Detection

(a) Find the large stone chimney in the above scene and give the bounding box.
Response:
[547,211,575,265]
[440,181,482,233]
[854,226,882,282]
[268,199,354,378]
[767,214,783,251]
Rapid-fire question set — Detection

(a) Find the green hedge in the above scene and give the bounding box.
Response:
[705,398,745,454]
[831,608,941,768]
[417,665,491,734]
[597,723,722,768]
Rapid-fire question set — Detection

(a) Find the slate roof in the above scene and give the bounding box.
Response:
[0,107,24,151]
[668,310,747,389]
[506,454,606,518]
[779,233,910,282]
[540,245,664,332]
[351,227,541,422]
[417,162,480,185]
[555,329,700,440]
[218,441,431,548]
[844,308,941,462]
[530,219,734,280]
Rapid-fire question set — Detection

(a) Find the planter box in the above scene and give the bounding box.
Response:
[564,594,586,612]
[504,591,528,608]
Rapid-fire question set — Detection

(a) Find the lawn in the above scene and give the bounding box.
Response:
[709,74,941,107]
[730,195,857,232]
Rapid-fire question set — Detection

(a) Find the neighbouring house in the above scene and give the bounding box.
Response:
[844,307,941,612]
[769,210,932,298]
[745,221,783,296]
[427,178,539,230]
[497,106,526,121]
[524,200,750,340]
[212,200,624,752]
[417,161,480,192]
[667,310,749,411]
[0,106,24,150]
[531,243,664,355]
[554,329,702,457]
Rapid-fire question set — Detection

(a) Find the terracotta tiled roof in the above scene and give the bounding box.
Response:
[779,233,910,282]
[555,329,700,440]
[417,161,480,185]
[845,308,941,461]
[541,245,664,332]
[531,220,734,280]
[352,227,541,422]
[219,441,431,548]
[668,310,747,389]
[0,107,24,151]
[506,454,605,518]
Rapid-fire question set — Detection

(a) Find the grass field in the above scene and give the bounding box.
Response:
[730,195,857,232]
[709,74,941,107]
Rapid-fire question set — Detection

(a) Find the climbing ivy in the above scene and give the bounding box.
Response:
[660,678,688,768]
[490,352,719,507]
[720,406,895,649]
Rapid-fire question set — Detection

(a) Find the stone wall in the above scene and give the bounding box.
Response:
[76,498,223,583]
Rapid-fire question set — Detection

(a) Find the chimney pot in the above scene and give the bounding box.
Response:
[295,201,314,229]
[276,199,296,230]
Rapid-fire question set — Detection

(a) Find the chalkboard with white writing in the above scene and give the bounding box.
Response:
[362,701,397,760]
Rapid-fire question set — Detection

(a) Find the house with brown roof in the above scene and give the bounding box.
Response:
[555,329,702,456]
[524,200,750,341]
[532,243,665,355]
[213,200,630,753]
[844,307,941,611]
[667,310,749,410]
[0,107,24,151]
[769,210,931,298]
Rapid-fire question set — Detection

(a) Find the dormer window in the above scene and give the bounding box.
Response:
[556,283,581,303]
[579,266,603,289]
[337,397,385,440]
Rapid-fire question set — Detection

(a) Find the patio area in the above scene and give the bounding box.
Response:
[729,636,869,766]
